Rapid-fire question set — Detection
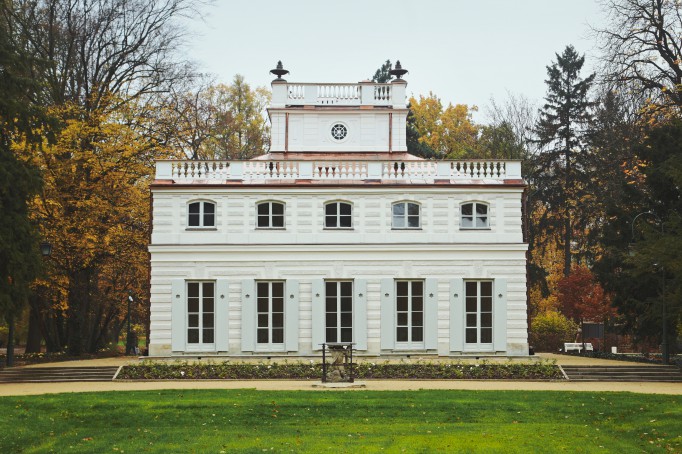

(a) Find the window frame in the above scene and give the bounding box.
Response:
[186,200,217,229]
[256,201,286,230]
[323,201,353,230]
[391,201,421,230]
[186,281,216,350]
[460,201,490,230]
[395,280,425,350]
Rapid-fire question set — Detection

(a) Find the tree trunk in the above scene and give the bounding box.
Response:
[66,268,92,356]
[5,315,15,367]
[564,138,572,277]
[24,296,42,353]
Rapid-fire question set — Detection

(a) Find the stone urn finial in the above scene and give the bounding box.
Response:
[270,60,289,81]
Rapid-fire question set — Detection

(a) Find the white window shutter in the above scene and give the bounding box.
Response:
[449,278,464,352]
[494,278,508,352]
[311,279,325,350]
[241,279,255,352]
[424,278,438,350]
[215,279,229,352]
[171,279,186,352]
[380,278,394,350]
[285,279,299,352]
[354,279,367,351]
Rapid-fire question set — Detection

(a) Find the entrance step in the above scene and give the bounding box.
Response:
[561,365,682,382]
[0,366,119,383]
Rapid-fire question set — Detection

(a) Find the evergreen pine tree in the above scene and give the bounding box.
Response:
[532,45,595,277]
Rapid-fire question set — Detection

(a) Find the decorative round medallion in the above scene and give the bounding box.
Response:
[331,123,348,141]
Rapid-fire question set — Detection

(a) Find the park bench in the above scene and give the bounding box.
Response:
[563,342,594,353]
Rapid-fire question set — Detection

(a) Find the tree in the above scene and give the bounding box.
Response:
[0,2,43,365]
[371,60,393,83]
[478,122,526,160]
[16,101,156,354]
[597,0,682,109]
[486,93,539,156]
[532,45,595,277]
[163,76,270,160]
[409,93,480,159]
[557,265,615,349]
[3,0,201,113]
[4,0,205,355]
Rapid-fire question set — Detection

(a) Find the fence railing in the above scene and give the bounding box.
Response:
[156,160,522,182]
[273,82,400,107]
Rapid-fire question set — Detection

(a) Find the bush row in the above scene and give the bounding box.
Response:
[117,360,564,380]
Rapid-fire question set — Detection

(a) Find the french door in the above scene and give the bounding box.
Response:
[187,282,215,350]
[325,281,353,343]
[256,281,285,351]
[464,280,493,351]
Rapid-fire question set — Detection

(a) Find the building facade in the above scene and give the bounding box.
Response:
[148,69,529,357]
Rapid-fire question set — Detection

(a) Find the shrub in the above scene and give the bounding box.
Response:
[116,359,564,381]
[530,311,578,352]
[0,326,8,347]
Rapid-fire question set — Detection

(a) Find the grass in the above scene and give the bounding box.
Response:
[0,390,680,453]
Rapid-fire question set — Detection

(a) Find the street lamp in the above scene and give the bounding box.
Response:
[126,291,135,355]
[39,242,52,257]
[630,211,668,364]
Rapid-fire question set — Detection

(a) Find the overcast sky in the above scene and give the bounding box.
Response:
[181,0,604,122]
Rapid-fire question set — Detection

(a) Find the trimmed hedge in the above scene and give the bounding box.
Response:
[117,360,563,380]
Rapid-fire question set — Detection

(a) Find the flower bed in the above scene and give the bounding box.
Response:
[116,360,563,380]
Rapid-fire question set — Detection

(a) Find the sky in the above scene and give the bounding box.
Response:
[180,0,605,123]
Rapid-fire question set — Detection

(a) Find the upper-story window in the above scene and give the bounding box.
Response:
[188,201,216,228]
[330,123,348,141]
[461,202,489,229]
[324,201,352,229]
[257,201,285,229]
[392,201,420,229]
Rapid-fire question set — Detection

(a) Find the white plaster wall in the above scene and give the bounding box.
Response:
[151,187,525,246]
[269,110,407,152]
[148,245,528,357]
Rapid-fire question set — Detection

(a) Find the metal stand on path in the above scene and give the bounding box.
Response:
[321,342,355,383]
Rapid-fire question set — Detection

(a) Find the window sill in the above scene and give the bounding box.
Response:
[323,228,354,231]
[459,227,492,231]
[185,227,218,231]
[391,228,422,231]
[255,227,286,230]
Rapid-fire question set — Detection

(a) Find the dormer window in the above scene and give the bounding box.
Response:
[188,201,216,228]
[392,202,420,229]
[257,201,285,229]
[325,201,352,229]
[461,202,489,229]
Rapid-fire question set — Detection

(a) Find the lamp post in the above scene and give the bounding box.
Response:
[125,291,135,355]
[630,211,668,364]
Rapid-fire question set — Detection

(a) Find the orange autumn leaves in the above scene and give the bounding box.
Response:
[557,265,616,323]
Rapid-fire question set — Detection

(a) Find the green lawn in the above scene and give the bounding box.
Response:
[0,390,679,453]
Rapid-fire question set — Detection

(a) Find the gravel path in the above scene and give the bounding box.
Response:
[0,379,681,396]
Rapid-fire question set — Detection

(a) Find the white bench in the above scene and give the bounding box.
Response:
[564,343,594,353]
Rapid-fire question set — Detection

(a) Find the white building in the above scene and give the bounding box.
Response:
[148,65,529,357]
